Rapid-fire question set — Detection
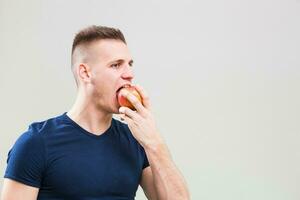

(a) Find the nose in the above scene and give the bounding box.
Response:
[121,65,134,81]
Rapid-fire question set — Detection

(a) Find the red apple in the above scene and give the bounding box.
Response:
[117,86,142,110]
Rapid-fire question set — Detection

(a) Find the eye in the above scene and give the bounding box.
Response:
[129,61,134,67]
[111,63,121,68]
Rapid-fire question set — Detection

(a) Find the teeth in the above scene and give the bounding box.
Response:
[117,84,130,93]
[121,84,130,90]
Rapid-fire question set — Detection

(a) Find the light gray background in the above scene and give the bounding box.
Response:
[0,0,299,199]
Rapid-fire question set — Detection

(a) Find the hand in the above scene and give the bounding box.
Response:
[118,85,163,149]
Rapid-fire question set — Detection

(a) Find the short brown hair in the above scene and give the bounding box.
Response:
[71,25,126,86]
[71,25,126,55]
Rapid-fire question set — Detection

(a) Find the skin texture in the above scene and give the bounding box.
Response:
[119,85,190,200]
[1,179,39,200]
[1,39,190,200]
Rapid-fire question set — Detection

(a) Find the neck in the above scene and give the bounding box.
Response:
[66,91,113,136]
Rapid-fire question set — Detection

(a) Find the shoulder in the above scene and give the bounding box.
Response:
[13,113,65,150]
[3,114,64,188]
[28,113,65,135]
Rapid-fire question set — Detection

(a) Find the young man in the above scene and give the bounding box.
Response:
[1,25,190,200]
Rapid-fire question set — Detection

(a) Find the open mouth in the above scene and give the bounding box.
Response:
[116,84,131,97]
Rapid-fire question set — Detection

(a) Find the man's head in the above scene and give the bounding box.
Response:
[71,25,134,113]
[71,25,127,86]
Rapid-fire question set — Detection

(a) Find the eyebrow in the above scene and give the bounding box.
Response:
[109,59,134,66]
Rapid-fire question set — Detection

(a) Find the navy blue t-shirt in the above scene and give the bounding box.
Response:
[4,112,149,200]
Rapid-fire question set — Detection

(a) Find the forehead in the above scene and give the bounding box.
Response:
[89,39,132,62]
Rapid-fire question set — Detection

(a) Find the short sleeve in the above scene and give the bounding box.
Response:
[4,128,46,188]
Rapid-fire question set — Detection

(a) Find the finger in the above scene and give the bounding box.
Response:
[120,89,146,114]
[133,84,151,110]
[119,106,141,121]
[119,113,126,121]
[120,113,134,125]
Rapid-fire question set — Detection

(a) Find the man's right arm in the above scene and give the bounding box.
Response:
[2,125,45,200]
[1,178,39,200]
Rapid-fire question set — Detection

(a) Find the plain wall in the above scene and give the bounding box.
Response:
[0,0,299,199]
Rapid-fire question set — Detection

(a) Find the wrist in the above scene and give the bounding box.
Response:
[143,137,172,158]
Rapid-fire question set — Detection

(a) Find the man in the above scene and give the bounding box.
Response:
[1,25,190,200]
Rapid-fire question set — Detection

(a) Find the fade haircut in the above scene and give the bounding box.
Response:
[71,25,127,86]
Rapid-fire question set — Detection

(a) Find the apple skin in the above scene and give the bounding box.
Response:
[117,86,142,110]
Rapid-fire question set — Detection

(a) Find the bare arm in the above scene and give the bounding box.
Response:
[119,85,190,200]
[140,142,190,200]
[140,167,159,200]
[1,178,39,200]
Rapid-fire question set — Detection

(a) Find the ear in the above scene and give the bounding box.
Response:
[77,63,92,83]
